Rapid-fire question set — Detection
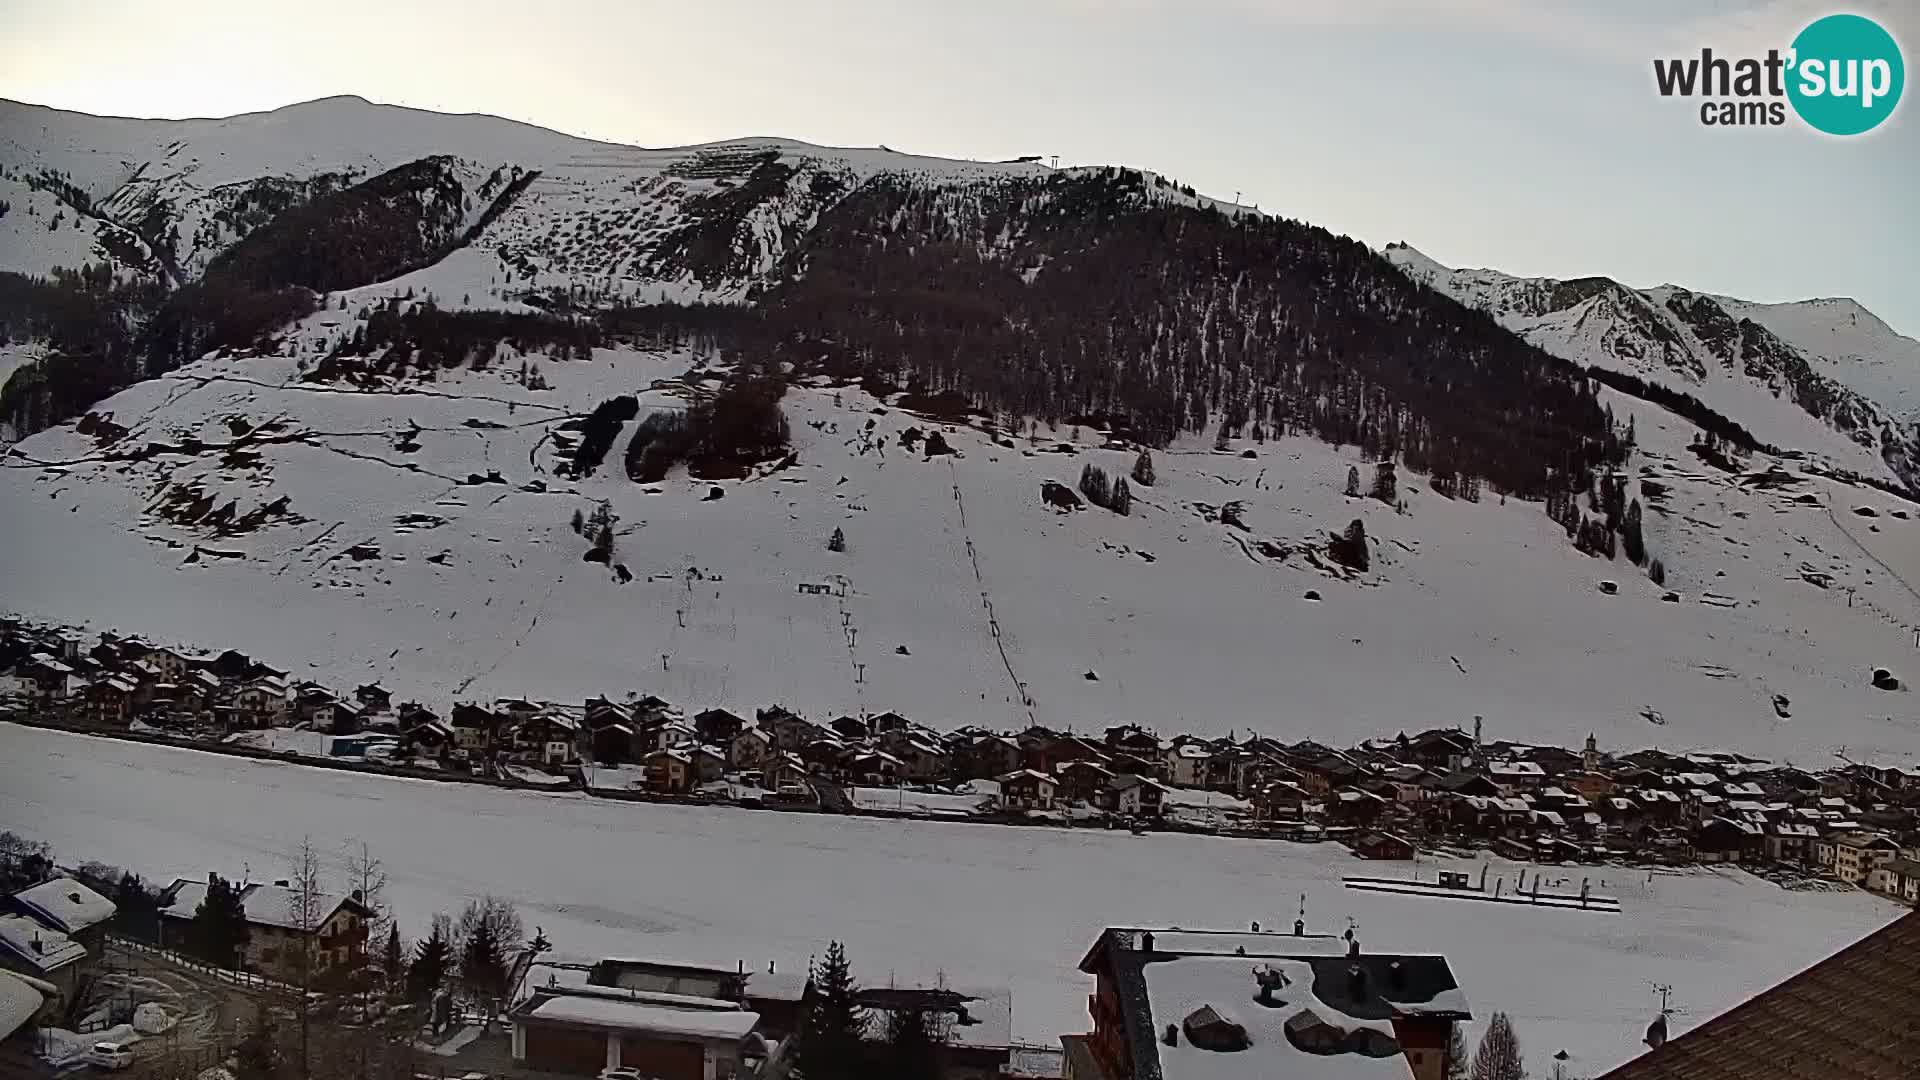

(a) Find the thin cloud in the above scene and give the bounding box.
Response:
[1061,0,1914,61]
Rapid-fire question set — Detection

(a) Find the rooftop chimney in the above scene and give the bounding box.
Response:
[1162,1024,1179,1047]
[1140,931,1155,952]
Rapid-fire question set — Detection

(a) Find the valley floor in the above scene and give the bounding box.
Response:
[0,723,1901,1077]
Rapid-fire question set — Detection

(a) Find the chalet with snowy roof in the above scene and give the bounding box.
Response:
[764,751,809,793]
[728,726,773,770]
[1164,742,1212,788]
[749,708,813,753]
[1000,769,1060,810]
[1331,787,1391,827]
[646,748,697,794]
[1597,910,1919,1080]
[1819,831,1900,884]
[849,749,906,785]
[449,702,502,753]
[515,964,768,1079]
[353,683,392,714]
[86,673,139,724]
[1397,728,1475,771]
[689,745,728,784]
[1297,756,1363,796]
[1351,831,1416,861]
[22,656,76,703]
[135,645,192,682]
[1868,856,1920,903]
[1065,927,1471,1080]
[891,735,951,782]
[1692,818,1763,864]
[157,878,371,983]
[1110,774,1170,818]
[1058,759,1118,804]
[0,913,87,1002]
[1249,780,1311,822]
[510,710,579,765]
[11,876,115,951]
[1105,724,1163,756]
[1487,760,1546,793]
[965,734,1025,779]
[691,707,746,745]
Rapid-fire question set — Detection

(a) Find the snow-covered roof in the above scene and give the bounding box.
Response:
[1174,744,1212,760]
[237,883,361,930]
[160,879,208,918]
[0,914,86,973]
[1489,760,1544,777]
[1141,955,1424,1080]
[0,969,45,1042]
[526,994,760,1040]
[741,969,811,1003]
[13,876,116,934]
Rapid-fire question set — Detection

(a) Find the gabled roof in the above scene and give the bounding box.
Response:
[13,876,116,934]
[0,914,85,973]
[1598,912,1919,1080]
[236,883,369,931]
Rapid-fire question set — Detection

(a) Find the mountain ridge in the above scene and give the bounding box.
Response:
[1384,241,1920,490]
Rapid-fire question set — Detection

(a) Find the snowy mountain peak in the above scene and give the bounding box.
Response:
[1384,246,1920,487]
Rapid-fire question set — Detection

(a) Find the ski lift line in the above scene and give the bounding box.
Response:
[947,458,1036,726]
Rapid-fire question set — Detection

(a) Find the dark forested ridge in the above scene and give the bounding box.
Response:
[740,169,1623,496]
[6,159,1629,501]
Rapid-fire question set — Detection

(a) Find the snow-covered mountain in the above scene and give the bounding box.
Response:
[1384,243,1920,488]
[4,97,1920,766]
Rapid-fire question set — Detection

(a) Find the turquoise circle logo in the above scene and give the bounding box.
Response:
[1787,14,1904,135]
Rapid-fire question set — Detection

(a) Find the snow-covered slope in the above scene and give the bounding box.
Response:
[6,303,1920,764]
[1384,244,1920,488]
[6,98,1920,765]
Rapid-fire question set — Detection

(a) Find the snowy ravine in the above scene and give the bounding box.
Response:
[0,724,1901,1076]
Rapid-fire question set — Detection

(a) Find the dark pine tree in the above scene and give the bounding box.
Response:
[828,527,847,552]
[460,913,507,1011]
[408,920,450,1003]
[797,941,868,1080]
[1345,465,1361,498]
[383,925,406,996]
[1622,498,1646,565]
[1372,461,1397,504]
[188,873,250,969]
[1131,448,1156,487]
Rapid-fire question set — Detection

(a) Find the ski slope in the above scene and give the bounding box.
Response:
[5,309,1920,762]
[0,724,1901,1076]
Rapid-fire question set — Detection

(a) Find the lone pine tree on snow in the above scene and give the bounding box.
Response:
[1471,1011,1526,1080]
[1132,448,1156,486]
[828,527,846,552]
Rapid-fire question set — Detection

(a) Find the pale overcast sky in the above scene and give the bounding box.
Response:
[4,0,1916,334]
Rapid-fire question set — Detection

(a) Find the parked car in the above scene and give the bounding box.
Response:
[599,1068,650,1080]
[91,1042,135,1070]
